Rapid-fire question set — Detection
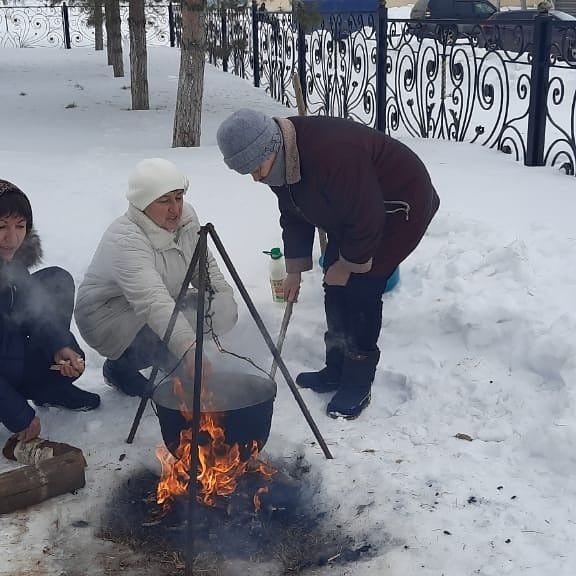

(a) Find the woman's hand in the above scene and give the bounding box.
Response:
[53,347,85,378]
[17,416,41,443]
[283,272,302,303]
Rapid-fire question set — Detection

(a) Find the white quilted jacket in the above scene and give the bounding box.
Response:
[75,203,237,360]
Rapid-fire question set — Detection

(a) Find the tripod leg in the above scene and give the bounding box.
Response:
[125,230,205,444]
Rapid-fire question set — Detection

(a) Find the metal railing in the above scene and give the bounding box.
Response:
[209,3,576,176]
[0,2,179,48]
[1,2,575,175]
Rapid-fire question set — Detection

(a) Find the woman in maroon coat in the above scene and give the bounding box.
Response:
[217,109,439,419]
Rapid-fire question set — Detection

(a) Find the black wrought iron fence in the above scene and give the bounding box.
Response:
[0,2,179,48]
[1,2,574,175]
[208,3,575,176]
[385,16,576,172]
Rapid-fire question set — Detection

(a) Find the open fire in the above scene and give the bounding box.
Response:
[155,377,276,512]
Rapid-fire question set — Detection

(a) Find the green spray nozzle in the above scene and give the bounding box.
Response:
[263,247,283,260]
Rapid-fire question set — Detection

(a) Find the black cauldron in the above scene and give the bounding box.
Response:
[153,371,277,457]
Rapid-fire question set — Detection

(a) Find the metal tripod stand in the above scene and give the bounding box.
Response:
[124,223,333,575]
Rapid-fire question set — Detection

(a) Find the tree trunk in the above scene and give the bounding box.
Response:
[105,0,113,64]
[109,0,124,77]
[94,0,104,51]
[129,0,149,109]
[172,0,207,147]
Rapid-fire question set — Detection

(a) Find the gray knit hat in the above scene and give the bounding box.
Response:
[216,108,282,175]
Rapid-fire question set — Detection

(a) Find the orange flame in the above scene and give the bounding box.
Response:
[253,486,269,512]
[156,377,275,512]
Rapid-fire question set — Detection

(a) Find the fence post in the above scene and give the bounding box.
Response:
[297,17,307,111]
[221,8,229,73]
[252,0,260,88]
[526,12,552,167]
[376,0,388,132]
[61,1,72,49]
[168,2,175,48]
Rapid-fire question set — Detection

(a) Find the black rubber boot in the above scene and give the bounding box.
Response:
[327,350,380,419]
[296,339,344,393]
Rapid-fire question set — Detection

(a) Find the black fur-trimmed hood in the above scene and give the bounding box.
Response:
[13,228,43,269]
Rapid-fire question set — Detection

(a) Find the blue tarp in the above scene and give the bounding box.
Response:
[298,0,378,13]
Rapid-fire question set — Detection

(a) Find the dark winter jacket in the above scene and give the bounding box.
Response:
[271,116,440,278]
[0,231,72,433]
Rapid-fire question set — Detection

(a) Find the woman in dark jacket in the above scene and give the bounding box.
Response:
[0,179,100,442]
[217,110,439,420]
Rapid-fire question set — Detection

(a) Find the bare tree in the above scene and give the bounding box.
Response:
[129,0,149,109]
[105,0,124,77]
[172,0,207,147]
[94,0,104,50]
[104,0,113,64]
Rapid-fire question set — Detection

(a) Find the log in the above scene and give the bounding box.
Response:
[3,436,85,465]
[0,451,86,515]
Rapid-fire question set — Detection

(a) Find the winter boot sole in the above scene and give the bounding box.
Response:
[103,374,145,397]
[34,401,99,412]
[296,370,340,393]
[296,379,340,393]
[327,391,371,420]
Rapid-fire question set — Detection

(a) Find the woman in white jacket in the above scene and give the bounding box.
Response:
[75,158,238,396]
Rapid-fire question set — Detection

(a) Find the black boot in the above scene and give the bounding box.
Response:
[296,341,344,393]
[34,381,100,412]
[103,359,150,397]
[327,350,380,419]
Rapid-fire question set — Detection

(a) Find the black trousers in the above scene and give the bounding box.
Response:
[20,266,84,400]
[324,273,388,358]
[111,326,178,374]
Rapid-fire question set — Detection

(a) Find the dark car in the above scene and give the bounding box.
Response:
[408,0,498,41]
[480,9,576,59]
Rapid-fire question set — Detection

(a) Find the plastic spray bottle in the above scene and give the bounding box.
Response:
[263,247,286,303]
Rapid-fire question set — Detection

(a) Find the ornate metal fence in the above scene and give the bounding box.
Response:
[206,4,575,176]
[1,2,575,175]
[0,2,176,48]
[383,18,576,173]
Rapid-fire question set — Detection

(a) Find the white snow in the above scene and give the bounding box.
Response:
[1,44,576,576]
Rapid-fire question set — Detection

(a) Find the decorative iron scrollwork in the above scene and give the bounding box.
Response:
[305,12,377,126]
[0,4,173,48]
[386,19,538,166]
[1,5,574,178]
[206,8,254,81]
[0,6,63,48]
[258,12,297,107]
[546,21,576,175]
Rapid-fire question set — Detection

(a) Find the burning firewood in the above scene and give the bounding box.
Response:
[154,375,277,517]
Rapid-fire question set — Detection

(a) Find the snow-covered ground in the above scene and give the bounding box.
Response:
[1,46,576,576]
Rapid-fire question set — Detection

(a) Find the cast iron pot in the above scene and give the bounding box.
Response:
[153,371,277,458]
